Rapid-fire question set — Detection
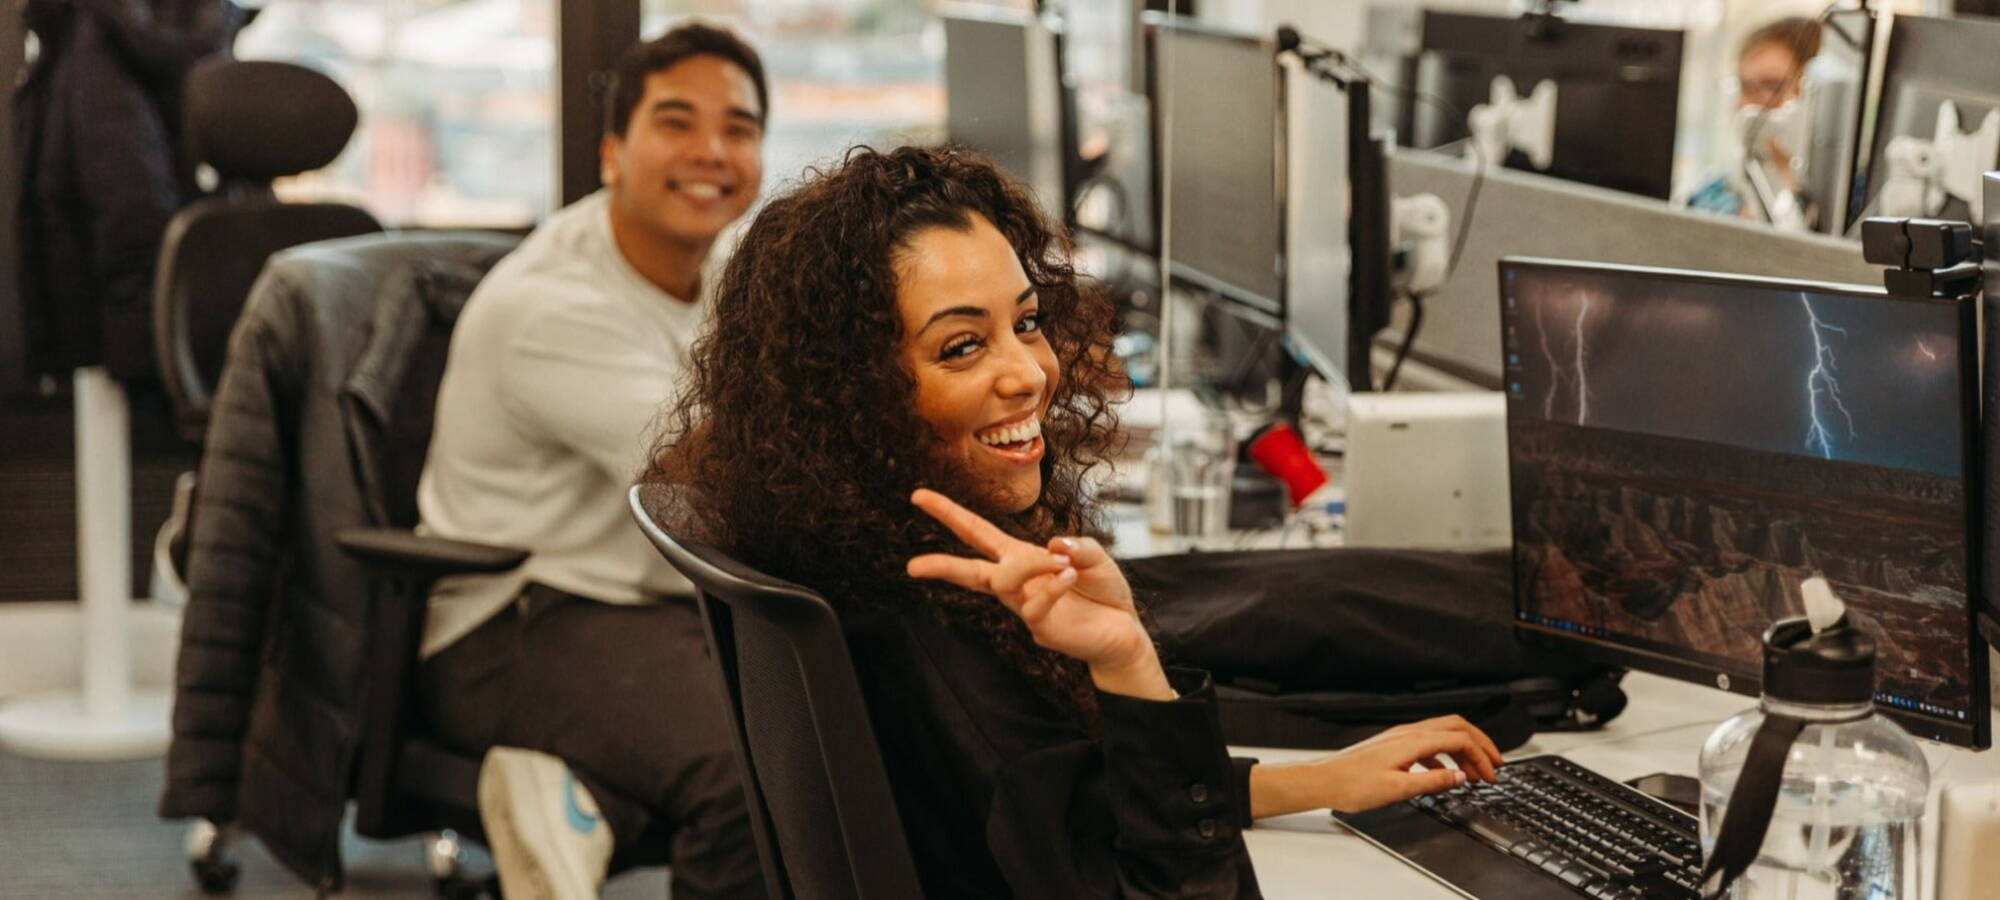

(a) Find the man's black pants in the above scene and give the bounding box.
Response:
[419,584,762,899]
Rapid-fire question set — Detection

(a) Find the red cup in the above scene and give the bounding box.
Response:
[1247,421,1327,508]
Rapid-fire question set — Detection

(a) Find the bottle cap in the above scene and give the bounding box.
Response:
[1762,610,1876,706]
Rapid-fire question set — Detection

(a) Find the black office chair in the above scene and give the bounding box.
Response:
[627,484,926,900]
[177,232,525,897]
[150,58,382,609]
[334,527,525,899]
[255,233,670,897]
[153,58,382,441]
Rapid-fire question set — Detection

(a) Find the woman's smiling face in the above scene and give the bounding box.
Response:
[895,212,1061,512]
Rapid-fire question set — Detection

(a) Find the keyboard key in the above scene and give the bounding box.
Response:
[1447,805,1535,852]
[1404,757,1703,899]
[1625,856,1670,877]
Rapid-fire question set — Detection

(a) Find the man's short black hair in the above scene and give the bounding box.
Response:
[604,22,768,138]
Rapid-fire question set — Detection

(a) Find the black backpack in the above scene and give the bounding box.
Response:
[1125,547,1628,751]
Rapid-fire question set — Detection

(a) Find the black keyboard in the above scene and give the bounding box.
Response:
[1405,755,1703,899]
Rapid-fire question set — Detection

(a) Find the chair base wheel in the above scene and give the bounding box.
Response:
[432,873,499,899]
[186,820,239,893]
[191,858,241,894]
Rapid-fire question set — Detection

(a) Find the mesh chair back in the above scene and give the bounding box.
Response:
[629,485,925,900]
[155,59,381,440]
[153,199,381,439]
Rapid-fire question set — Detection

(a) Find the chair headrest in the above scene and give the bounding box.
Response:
[186,59,358,181]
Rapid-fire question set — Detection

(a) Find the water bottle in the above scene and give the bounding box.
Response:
[1696,578,1928,899]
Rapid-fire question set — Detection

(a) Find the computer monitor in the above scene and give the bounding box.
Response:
[1280,37,1392,394]
[1385,149,1881,391]
[1412,11,1683,200]
[1501,257,1988,748]
[943,7,1072,222]
[1152,18,1285,320]
[1146,16,1392,394]
[1852,12,2000,229]
[1067,3,1159,258]
[1775,7,1874,236]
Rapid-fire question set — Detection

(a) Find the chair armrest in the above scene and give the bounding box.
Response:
[335,526,527,579]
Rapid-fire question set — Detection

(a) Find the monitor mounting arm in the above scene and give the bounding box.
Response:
[1468,76,1558,173]
[1275,24,1365,91]
[1860,215,1978,299]
[1391,193,1451,297]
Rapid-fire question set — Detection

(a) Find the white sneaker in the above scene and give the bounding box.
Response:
[477,747,615,900]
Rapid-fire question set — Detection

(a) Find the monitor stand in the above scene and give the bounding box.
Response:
[1876,100,2000,220]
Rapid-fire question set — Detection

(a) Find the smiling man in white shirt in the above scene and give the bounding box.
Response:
[414,23,766,900]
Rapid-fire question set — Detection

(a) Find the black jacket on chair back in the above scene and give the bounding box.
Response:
[11,0,247,381]
[157,231,518,889]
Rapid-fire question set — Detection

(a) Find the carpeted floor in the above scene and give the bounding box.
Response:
[0,751,671,897]
[0,386,679,895]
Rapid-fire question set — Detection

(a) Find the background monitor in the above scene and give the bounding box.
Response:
[1153,18,1285,319]
[1412,11,1683,201]
[1067,2,1161,258]
[1768,7,1873,236]
[943,7,1072,222]
[1852,12,2000,229]
[1501,257,1987,748]
[1272,30,1391,393]
[1383,149,1880,391]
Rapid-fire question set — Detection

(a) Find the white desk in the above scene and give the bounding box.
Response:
[1102,495,1999,898]
[1234,672,2000,899]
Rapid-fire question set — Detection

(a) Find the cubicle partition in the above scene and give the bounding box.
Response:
[1383,148,1883,390]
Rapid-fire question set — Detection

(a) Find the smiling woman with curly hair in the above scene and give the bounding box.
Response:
[645,145,1501,898]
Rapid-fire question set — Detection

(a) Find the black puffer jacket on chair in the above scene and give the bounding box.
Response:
[157,231,518,889]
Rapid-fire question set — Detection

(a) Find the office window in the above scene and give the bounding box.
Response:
[233,0,556,228]
[641,0,979,187]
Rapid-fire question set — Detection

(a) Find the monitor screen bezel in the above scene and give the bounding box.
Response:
[1414,10,1684,201]
[1497,255,1990,749]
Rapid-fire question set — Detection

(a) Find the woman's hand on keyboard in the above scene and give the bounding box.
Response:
[1250,715,1504,817]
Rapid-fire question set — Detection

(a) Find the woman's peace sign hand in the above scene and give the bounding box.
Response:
[905,489,1171,699]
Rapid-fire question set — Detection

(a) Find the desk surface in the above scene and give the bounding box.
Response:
[1102,493,1997,897]
[1236,671,2000,899]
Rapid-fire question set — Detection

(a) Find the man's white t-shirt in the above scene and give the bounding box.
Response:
[416,189,725,657]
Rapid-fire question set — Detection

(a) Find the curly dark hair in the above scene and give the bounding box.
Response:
[645,145,1125,719]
